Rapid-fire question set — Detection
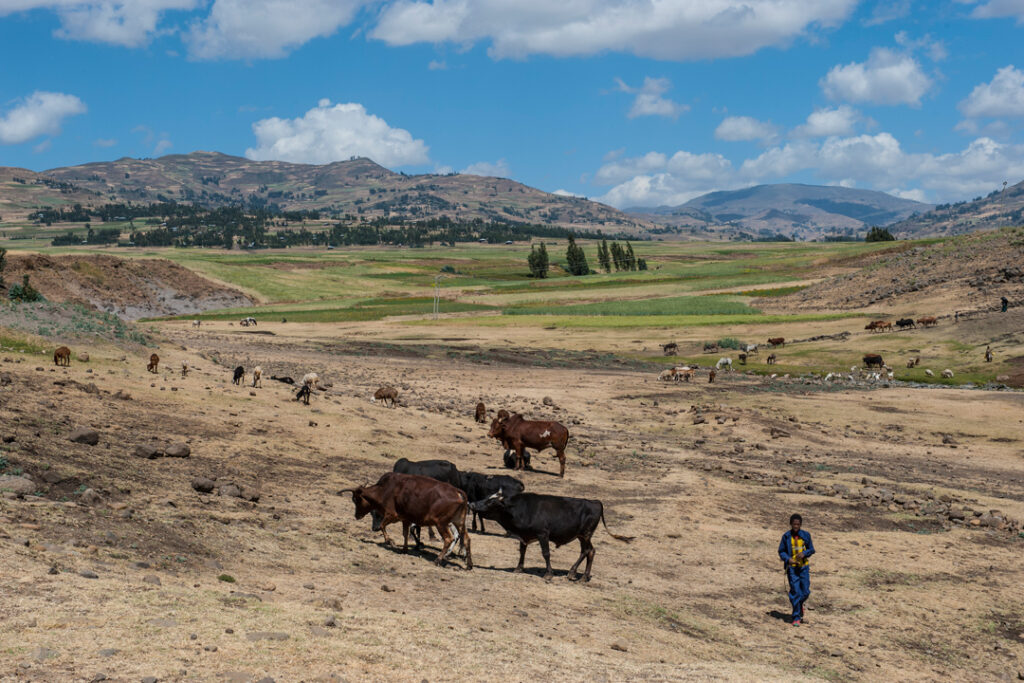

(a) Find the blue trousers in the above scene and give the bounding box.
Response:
[786,565,810,620]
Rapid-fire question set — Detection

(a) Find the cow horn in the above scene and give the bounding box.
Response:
[336,488,358,495]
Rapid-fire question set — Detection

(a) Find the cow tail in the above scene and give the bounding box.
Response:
[600,509,634,543]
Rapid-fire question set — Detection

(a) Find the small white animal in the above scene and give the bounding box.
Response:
[716,357,733,371]
[191,319,201,328]
[924,369,934,377]
[252,366,262,388]
[302,372,319,389]
[941,369,954,378]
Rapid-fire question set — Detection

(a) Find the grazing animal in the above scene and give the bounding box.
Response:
[372,386,398,407]
[766,353,777,365]
[489,413,570,477]
[985,346,993,363]
[745,344,759,355]
[340,473,471,569]
[469,491,632,581]
[53,346,71,367]
[270,375,294,384]
[863,354,885,369]
[716,357,732,371]
[147,353,159,373]
[459,472,525,533]
[662,342,679,356]
[906,359,916,369]
[301,372,319,390]
[475,402,487,423]
[895,318,916,330]
[658,369,675,381]
[252,366,262,388]
[295,384,311,405]
[232,366,245,385]
[941,369,954,378]
[708,368,717,383]
[393,458,462,542]
[191,319,201,328]
[239,316,257,327]
[738,352,747,365]
[181,361,189,378]
[917,316,938,328]
[675,366,695,382]
[767,337,785,347]
[925,369,934,377]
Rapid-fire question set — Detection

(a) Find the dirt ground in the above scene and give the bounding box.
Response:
[1,319,1024,682]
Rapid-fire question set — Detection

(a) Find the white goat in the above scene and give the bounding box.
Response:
[252,366,262,388]
[302,372,319,389]
[941,369,954,378]
[716,357,733,371]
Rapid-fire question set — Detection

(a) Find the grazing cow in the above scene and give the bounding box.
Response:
[895,318,916,330]
[766,353,777,365]
[295,384,311,405]
[393,458,462,489]
[866,320,891,333]
[372,386,398,407]
[270,375,294,384]
[475,402,487,423]
[708,368,717,383]
[941,369,954,379]
[716,357,732,371]
[658,369,675,381]
[863,354,885,369]
[675,366,695,382]
[239,317,257,327]
[340,473,471,569]
[745,344,759,355]
[768,337,785,347]
[252,366,262,388]
[662,342,679,356]
[738,353,747,365]
[459,471,525,533]
[865,321,880,332]
[53,346,71,367]
[147,353,159,373]
[232,366,244,385]
[489,413,569,477]
[469,491,632,581]
[917,316,938,328]
[181,361,190,378]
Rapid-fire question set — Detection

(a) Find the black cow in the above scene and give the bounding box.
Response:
[895,318,916,330]
[232,366,245,385]
[458,472,525,533]
[470,491,632,581]
[502,449,531,470]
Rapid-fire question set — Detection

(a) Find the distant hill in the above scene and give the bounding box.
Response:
[1,152,648,232]
[887,180,1024,237]
[626,183,932,240]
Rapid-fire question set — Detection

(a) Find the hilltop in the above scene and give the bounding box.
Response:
[1,152,647,232]
[627,183,931,240]
[888,179,1024,237]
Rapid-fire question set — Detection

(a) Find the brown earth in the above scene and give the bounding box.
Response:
[1,320,1023,681]
[4,253,253,319]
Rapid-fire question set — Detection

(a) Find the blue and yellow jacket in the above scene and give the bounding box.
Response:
[778,530,815,568]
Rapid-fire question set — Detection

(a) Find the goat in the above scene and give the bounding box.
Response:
[372,386,398,407]
[252,366,262,388]
[716,357,732,371]
[766,354,777,365]
[233,366,245,385]
[475,402,487,423]
[708,368,717,383]
[301,372,319,390]
[147,354,159,373]
[658,369,675,382]
[924,369,935,377]
[181,361,189,378]
[738,352,747,365]
[296,384,311,405]
[191,319,201,328]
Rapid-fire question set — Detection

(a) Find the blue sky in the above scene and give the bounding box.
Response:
[1,0,1022,208]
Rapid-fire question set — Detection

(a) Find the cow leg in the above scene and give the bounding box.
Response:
[515,444,526,471]
[402,521,411,551]
[556,448,566,478]
[380,522,394,547]
[435,523,455,566]
[567,538,589,581]
[515,541,528,573]
[539,534,553,580]
[582,540,596,582]
[410,524,423,549]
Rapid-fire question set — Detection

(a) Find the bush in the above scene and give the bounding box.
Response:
[865,226,895,242]
[9,275,43,303]
[439,264,456,274]
[217,574,236,583]
[715,337,747,350]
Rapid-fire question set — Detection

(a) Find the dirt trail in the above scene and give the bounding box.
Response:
[1,325,1023,681]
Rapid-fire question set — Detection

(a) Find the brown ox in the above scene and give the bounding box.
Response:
[53,346,71,366]
[767,337,785,347]
[147,353,159,373]
[490,413,569,477]
[917,316,938,328]
[475,402,487,423]
[339,473,471,569]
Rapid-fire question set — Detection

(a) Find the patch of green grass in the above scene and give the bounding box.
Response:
[738,285,809,297]
[217,574,236,583]
[424,312,862,329]
[504,295,758,316]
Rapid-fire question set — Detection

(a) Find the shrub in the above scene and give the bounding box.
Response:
[218,574,236,583]
[865,226,895,242]
[715,337,747,350]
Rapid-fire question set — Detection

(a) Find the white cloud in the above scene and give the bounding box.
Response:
[371,0,857,61]
[894,30,947,62]
[615,77,688,119]
[552,189,583,197]
[959,65,1024,118]
[967,0,1024,21]
[714,115,778,142]
[428,59,447,70]
[0,1,199,47]
[245,99,430,167]
[186,0,366,59]
[153,138,173,155]
[791,105,861,137]
[0,91,87,145]
[93,137,117,147]
[863,0,911,26]
[461,159,510,177]
[821,47,932,105]
[594,133,1024,207]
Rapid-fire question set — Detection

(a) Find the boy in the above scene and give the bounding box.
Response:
[778,513,815,626]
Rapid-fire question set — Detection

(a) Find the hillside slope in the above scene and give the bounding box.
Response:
[6,254,253,319]
[776,227,1024,310]
[888,180,1024,237]
[628,183,931,240]
[3,152,647,232]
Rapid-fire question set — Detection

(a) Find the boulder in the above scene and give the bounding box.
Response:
[164,442,190,458]
[69,428,99,446]
[133,444,162,460]
[77,352,90,362]
[80,488,103,506]
[219,483,242,498]
[0,475,36,496]
[191,477,216,494]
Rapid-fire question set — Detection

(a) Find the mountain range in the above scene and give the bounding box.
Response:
[626,183,933,239]
[886,180,1024,237]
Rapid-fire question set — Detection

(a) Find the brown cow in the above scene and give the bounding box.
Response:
[917,316,938,328]
[767,337,785,347]
[339,472,471,569]
[863,354,885,369]
[708,368,717,383]
[147,353,159,373]
[475,402,487,423]
[372,386,398,407]
[53,346,71,367]
[489,413,569,477]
